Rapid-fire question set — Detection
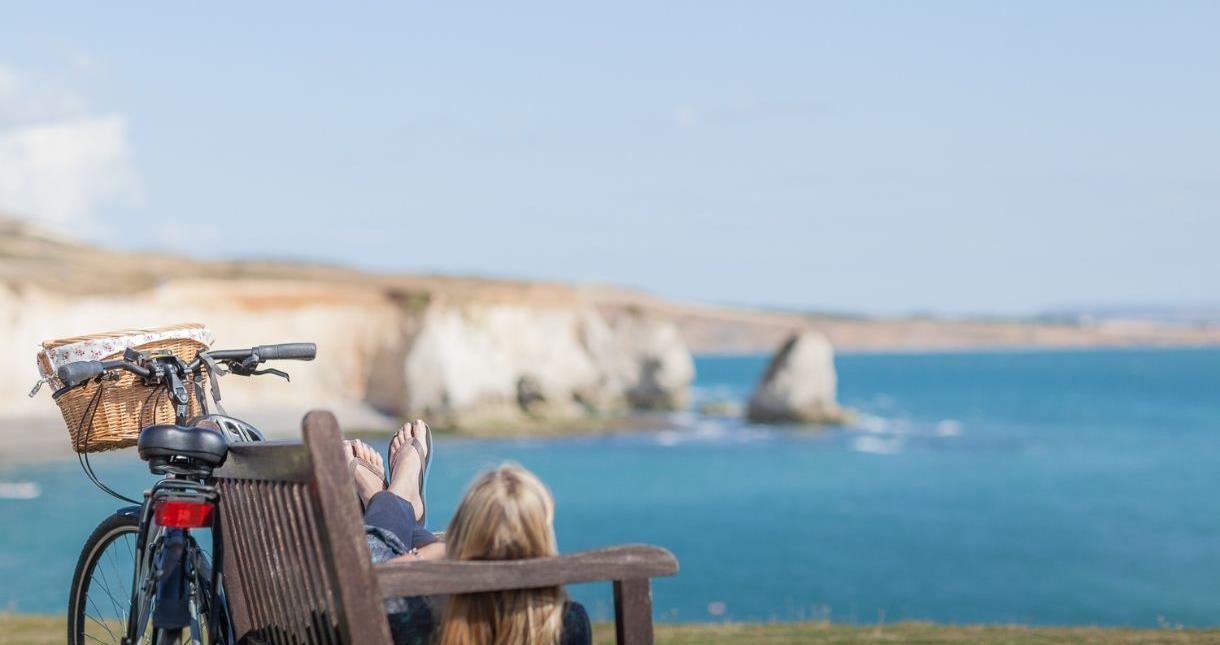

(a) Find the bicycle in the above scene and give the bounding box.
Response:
[58,342,316,645]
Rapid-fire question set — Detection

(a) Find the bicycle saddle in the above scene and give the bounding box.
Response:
[138,424,228,467]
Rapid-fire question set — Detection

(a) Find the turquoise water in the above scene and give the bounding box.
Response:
[2,348,1219,626]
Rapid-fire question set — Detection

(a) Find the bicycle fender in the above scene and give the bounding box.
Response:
[152,529,192,629]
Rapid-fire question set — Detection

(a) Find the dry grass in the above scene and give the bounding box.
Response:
[7,614,1219,645]
[0,614,63,645]
[591,621,1220,644]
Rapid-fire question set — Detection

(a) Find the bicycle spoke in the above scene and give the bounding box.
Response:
[85,609,118,642]
[85,594,112,624]
[93,565,130,625]
[76,522,146,645]
[85,591,125,643]
[95,554,127,621]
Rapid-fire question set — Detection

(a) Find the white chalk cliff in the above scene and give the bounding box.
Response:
[0,217,694,435]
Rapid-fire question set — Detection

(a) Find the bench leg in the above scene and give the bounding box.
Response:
[613,578,653,645]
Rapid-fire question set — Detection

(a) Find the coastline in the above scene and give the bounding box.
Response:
[0,409,682,468]
[5,343,1219,468]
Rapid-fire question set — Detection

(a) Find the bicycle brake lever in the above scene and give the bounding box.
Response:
[224,357,260,376]
[250,367,290,382]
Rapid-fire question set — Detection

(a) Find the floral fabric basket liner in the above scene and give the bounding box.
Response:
[37,323,215,391]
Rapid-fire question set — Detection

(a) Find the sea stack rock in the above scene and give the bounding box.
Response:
[747,331,848,424]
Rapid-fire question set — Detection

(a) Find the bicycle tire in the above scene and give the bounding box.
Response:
[66,511,187,645]
[68,512,141,645]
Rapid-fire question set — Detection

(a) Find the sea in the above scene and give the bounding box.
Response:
[2,348,1218,627]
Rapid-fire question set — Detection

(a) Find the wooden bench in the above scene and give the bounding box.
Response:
[212,410,679,644]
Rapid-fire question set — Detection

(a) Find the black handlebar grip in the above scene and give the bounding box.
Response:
[58,360,105,388]
[255,343,317,361]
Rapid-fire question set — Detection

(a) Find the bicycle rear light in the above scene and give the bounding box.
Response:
[155,499,214,528]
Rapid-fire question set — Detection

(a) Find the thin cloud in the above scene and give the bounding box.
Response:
[0,62,139,231]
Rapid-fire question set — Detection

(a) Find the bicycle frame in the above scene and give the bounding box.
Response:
[125,479,219,643]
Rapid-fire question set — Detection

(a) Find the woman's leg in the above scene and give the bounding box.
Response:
[364,490,437,550]
[360,421,442,556]
[384,420,443,559]
[345,440,385,509]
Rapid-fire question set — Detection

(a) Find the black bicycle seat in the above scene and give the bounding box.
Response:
[137,424,228,467]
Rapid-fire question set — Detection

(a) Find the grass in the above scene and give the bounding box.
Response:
[592,621,1220,644]
[7,614,1219,645]
[0,614,63,645]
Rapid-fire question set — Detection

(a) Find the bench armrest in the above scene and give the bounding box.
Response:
[375,544,678,598]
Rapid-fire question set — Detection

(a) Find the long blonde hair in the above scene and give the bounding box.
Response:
[437,463,566,645]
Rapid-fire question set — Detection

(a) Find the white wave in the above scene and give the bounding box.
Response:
[692,420,732,438]
[936,419,963,436]
[667,411,699,426]
[636,417,784,447]
[0,481,40,500]
[853,414,890,434]
[654,430,682,447]
[852,436,903,455]
[888,417,915,435]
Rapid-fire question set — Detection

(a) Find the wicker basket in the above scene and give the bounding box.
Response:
[38,325,214,453]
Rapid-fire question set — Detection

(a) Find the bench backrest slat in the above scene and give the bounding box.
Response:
[214,411,392,644]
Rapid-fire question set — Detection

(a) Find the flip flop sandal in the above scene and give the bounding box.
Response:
[349,455,386,484]
[415,422,432,525]
[347,445,386,511]
[390,421,432,525]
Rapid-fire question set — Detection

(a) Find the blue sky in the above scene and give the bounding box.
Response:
[0,2,1215,315]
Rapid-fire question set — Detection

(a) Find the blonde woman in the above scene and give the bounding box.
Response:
[348,421,591,645]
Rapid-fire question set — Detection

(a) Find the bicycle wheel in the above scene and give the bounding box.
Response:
[67,512,186,645]
[192,547,233,645]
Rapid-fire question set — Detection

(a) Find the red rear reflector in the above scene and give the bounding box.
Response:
[155,500,214,528]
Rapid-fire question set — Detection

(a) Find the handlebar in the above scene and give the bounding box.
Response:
[57,360,104,387]
[54,342,316,389]
[255,343,316,361]
[57,359,152,388]
[200,343,316,363]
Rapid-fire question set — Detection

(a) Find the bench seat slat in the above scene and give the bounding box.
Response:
[376,544,678,598]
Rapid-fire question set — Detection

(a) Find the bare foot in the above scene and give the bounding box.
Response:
[345,439,385,507]
[388,420,429,521]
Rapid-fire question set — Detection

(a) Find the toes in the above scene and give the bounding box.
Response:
[391,421,413,458]
[358,441,383,470]
[390,423,408,453]
[412,420,429,458]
